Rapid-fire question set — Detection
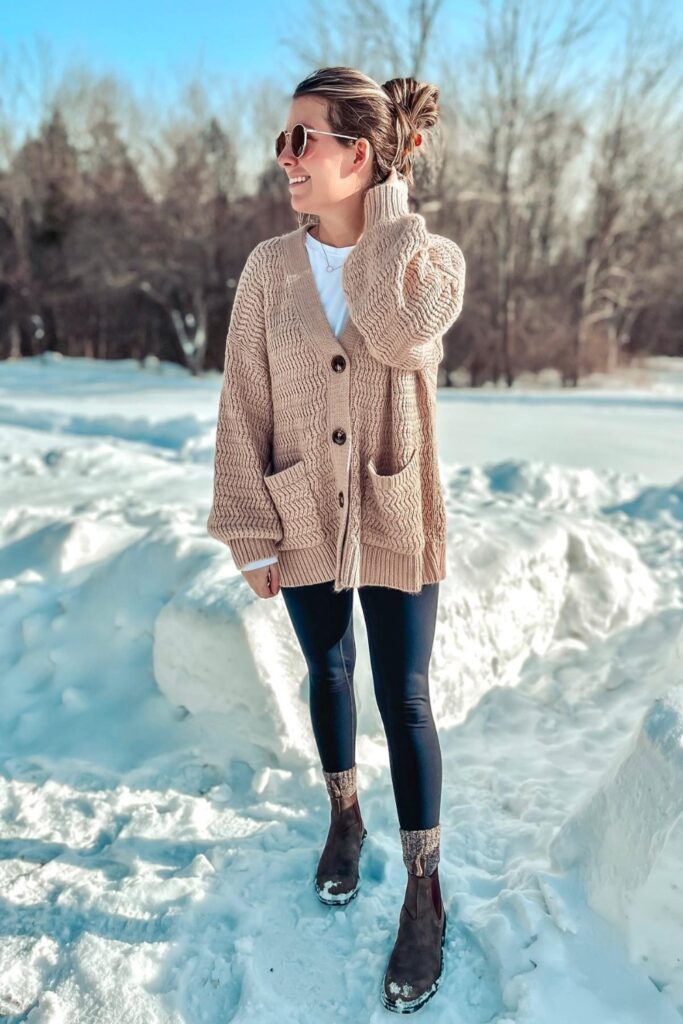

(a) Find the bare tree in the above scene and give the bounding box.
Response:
[1,3,682,375]
[156,115,240,372]
[466,0,610,384]
[572,0,683,383]
[278,0,447,84]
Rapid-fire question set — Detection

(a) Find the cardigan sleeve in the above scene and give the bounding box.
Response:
[207,244,283,567]
[343,175,465,372]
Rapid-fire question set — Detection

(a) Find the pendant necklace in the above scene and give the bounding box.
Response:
[312,227,345,273]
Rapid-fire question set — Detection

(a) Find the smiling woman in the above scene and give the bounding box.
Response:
[207,63,466,1016]
[275,112,369,243]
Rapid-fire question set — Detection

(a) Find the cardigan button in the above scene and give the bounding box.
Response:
[332,428,346,444]
[338,491,344,507]
[331,355,346,372]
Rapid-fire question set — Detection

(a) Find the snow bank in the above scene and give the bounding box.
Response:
[549,624,683,1008]
[153,567,318,771]
[154,504,660,749]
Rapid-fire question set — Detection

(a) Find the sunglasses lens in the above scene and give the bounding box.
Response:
[275,125,309,160]
[292,124,306,157]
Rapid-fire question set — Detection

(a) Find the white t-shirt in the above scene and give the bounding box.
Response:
[239,227,356,572]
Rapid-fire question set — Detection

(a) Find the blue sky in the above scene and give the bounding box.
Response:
[2,0,638,90]
[0,0,484,155]
[3,0,679,79]
[3,0,681,144]
[3,0,298,82]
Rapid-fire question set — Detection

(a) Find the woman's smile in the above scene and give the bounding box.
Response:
[288,175,311,189]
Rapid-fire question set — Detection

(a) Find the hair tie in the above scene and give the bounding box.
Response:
[414,133,422,147]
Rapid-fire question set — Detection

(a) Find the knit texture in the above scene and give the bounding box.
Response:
[323,765,357,800]
[207,173,466,592]
[400,824,441,877]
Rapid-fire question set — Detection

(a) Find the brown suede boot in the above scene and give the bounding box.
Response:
[381,824,446,1013]
[314,765,368,906]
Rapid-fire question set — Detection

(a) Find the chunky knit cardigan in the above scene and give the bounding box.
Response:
[207,173,466,593]
[238,230,356,572]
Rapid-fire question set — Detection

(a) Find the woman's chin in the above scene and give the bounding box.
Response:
[292,201,317,219]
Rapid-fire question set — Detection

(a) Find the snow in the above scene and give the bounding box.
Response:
[1,351,682,1022]
[550,649,683,1008]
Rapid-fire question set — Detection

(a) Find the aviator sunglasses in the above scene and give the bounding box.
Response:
[275,123,359,159]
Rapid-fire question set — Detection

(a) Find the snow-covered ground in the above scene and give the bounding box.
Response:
[1,352,682,1023]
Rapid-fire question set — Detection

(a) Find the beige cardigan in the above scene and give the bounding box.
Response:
[207,174,466,593]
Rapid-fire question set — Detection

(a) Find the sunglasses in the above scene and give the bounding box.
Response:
[275,123,359,159]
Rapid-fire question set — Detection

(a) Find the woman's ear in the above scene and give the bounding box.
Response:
[354,136,373,170]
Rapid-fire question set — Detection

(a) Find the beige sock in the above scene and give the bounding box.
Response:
[400,823,441,876]
[322,764,357,801]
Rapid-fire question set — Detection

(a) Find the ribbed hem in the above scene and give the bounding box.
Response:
[278,538,338,586]
[228,536,279,568]
[323,764,357,800]
[400,824,441,877]
[363,176,410,226]
[358,544,423,592]
[276,536,445,593]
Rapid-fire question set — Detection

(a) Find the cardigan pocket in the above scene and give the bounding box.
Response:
[264,459,327,550]
[361,447,425,554]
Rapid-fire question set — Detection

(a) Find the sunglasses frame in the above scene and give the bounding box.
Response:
[276,123,360,159]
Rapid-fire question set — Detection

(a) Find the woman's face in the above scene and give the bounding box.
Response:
[277,95,372,216]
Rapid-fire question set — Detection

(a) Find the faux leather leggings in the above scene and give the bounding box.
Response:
[280,579,442,831]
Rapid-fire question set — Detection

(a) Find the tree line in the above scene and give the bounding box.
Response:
[0,0,681,386]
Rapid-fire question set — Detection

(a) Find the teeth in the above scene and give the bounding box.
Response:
[290,176,309,183]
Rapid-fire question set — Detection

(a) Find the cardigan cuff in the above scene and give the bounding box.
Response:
[228,536,279,567]
[363,175,410,226]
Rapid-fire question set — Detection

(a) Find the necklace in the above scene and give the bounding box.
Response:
[311,227,345,273]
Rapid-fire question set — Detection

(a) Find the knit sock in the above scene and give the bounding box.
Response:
[399,823,441,877]
[323,764,357,801]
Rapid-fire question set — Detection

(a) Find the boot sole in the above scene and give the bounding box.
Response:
[380,908,447,1014]
[314,826,368,906]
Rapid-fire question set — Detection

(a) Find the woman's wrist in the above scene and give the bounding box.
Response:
[362,168,411,227]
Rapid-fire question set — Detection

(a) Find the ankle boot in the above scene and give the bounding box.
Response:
[381,824,446,1013]
[314,765,368,906]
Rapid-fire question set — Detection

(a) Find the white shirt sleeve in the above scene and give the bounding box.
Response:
[239,555,279,571]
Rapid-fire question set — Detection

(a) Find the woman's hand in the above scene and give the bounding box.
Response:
[363,166,404,204]
[242,561,281,598]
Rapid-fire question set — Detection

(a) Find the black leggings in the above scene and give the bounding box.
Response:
[280,579,442,831]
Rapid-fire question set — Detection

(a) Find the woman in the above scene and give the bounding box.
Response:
[207,66,466,1013]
